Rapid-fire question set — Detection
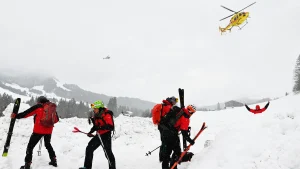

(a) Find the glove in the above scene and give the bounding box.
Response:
[89,125,101,133]
[11,113,16,119]
[87,133,94,137]
[188,139,195,145]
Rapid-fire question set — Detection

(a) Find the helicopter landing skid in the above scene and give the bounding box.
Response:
[239,21,248,30]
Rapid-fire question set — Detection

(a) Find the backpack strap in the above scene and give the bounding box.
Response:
[160,103,164,120]
[174,109,185,122]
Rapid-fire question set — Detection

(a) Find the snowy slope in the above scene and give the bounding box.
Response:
[189,94,300,169]
[0,80,70,102]
[0,94,300,169]
[0,84,72,103]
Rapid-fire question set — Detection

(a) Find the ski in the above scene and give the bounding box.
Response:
[2,98,21,157]
[171,122,207,169]
[178,88,184,108]
[178,88,187,149]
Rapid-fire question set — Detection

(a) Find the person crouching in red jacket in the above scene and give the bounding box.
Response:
[245,101,270,114]
[11,96,59,169]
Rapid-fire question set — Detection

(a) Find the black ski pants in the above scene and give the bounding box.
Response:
[159,129,181,169]
[83,131,116,169]
[25,133,56,163]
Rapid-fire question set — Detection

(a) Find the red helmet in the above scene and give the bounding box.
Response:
[187,104,197,113]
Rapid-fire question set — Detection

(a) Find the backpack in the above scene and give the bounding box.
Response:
[40,102,59,127]
[151,104,163,125]
[99,110,115,137]
[160,106,185,130]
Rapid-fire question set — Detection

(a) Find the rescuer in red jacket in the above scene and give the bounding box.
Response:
[80,100,116,169]
[11,96,59,169]
[245,101,270,114]
[159,104,196,169]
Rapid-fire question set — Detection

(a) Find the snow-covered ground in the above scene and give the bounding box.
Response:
[0,94,299,169]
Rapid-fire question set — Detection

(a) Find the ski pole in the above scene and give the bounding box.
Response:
[96,132,112,167]
[145,145,161,156]
[37,137,43,156]
[72,127,95,136]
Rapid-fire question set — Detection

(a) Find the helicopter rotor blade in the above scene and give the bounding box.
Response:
[219,2,256,21]
[220,13,235,21]
[237,2,256,13]
[220,5,236,13]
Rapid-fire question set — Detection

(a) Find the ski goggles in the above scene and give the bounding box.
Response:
[90,103,95,109]
[169,96,178,105]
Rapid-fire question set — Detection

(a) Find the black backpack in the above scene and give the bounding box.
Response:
[89,110,116,137]
[100,110,115,137]
[160,106,185,130]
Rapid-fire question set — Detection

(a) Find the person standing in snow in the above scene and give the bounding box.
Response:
[157,96,178,130]
[245,101,270,114]
[79,100,116,169]
[11,96,59,169]
[159,104,197,169]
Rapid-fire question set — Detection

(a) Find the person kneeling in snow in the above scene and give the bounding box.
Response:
[79,100,116,169]
[159,104,197,169]
[11,96,59,169]
[245,101,270,114]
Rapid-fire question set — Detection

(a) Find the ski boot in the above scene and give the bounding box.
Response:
[20,162,31,169]
[49,157,57,167]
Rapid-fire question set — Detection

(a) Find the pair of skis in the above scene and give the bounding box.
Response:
[2,98,21,157]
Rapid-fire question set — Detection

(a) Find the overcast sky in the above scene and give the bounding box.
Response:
[0,0,299,106]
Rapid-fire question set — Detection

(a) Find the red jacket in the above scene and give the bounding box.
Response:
[161,100,173,117]
[174,108,190,131]
[16,104,59,134]
[93,109,114,135]
[245,102,270,114]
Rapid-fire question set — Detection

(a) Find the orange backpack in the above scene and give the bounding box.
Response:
[151,104,163,125]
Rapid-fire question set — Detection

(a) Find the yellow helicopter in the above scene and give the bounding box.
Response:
[219,2,256,35]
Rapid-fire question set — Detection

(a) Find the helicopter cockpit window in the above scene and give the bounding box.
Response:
[239,13,242,16]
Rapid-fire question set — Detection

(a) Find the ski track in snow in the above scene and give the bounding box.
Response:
[0,94,300,169]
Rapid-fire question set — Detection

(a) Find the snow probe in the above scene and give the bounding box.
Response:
[96,133,112,167]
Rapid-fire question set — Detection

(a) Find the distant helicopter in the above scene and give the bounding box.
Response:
[103,55,110,59]
[219,2,256,35]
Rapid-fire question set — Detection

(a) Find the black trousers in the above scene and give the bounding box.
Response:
[84,131,116,169]
[25,133,56,163]
[159,129,181,169]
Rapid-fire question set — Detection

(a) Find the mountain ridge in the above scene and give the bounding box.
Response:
[0,73,155,111]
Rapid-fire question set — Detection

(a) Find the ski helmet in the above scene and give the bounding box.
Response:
[37,96,49,104]
[91,100,105,109]
[166,96,178,105]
